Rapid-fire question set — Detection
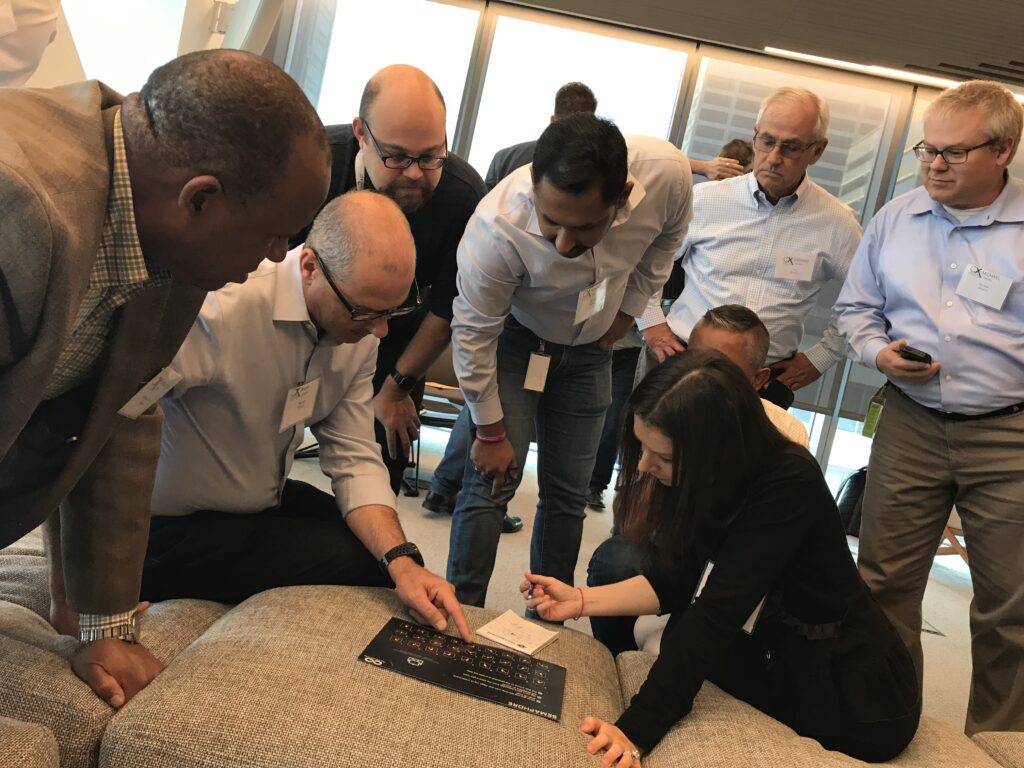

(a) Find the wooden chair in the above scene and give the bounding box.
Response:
[936,507,968,563]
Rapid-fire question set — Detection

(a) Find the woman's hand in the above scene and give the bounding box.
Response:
[520,573,584,622]
[582,717,642,766]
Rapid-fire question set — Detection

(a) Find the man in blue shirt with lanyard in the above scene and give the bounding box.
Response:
[836,79,1024,734]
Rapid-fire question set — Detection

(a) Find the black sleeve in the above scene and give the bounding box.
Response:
[615,456,819,752]
[288,126,358,249]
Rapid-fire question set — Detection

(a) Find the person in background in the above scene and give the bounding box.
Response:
[0,49,330,707]
[524,351,920,766]
[586,304,808,654]
[447,114,692,607]
[143,191,470,642]
[717,137,754,174]
[638,86,861,409]
[484,81,598,189]
[288,65,493,518]
[0,0,60,86]
[835,79,1024,733]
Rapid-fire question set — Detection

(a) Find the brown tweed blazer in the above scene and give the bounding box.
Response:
[0,81,204,613]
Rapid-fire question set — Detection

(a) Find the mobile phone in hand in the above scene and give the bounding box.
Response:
[899,345,932,364]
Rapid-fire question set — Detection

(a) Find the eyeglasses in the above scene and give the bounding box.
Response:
[753,131,820,159]
[313,250,421,322]
[363,122,447,170]
[912,139,998,165]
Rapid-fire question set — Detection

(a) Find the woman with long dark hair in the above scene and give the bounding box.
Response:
[522,350,920,766]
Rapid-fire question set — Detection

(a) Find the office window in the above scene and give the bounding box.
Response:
[314,0,480,138]
[466,13,689,176]
[62,0,186,94]
[683,55,899,219]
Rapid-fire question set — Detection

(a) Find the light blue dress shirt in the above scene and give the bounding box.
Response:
[644,172,862,372]
[836,177,1024,415]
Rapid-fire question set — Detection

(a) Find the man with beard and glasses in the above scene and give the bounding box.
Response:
[287,66,513,524]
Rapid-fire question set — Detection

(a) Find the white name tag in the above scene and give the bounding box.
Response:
[774,252,815,281]
[955,265,1013,310]
[523,353,550,392]
[118,367,183,419]
[573,277,609,325]
[279,378,320,432]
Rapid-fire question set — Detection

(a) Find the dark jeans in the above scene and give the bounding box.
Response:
[447,319,612,606]
[587,535,654,655]
[141,480,392,604]
[589,346,641,493]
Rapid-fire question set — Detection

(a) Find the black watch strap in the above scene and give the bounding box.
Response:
[380,542,424,572]
[390,370,418,393]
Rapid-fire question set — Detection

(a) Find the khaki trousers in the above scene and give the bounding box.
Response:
[858,387,1024,734]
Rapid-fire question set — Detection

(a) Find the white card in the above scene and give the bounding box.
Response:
[692,560,766,635]
[279,378,320,432]
[117,367,183,419]
[524,353,550,392]
[956,265,1013,310]
[573,277,609,325]
[774,252,815,281]
[476,610,559,655]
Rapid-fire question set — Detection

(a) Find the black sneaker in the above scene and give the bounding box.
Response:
[502,514,524,534]
[585,488,606,511]
[422,491,455,515]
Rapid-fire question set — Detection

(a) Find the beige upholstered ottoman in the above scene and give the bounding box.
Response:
[0,714,60,768]
[100,585,623,768]
[616,651,1003,768]
[973,733,1024,768]
[0,598,230,768]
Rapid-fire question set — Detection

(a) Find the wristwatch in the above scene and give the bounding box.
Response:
[379,542,425,573]
[390,370,418,393]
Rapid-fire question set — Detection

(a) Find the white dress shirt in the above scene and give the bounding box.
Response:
[452,134,693,425]
[641,173,862,372]
[151,248,395,517]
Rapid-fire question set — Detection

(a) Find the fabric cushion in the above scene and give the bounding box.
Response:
[101,585,623,768]
[616,651,1000,768]
[973,732,1024,768]
[0,714,60,768]
[0,528,48,620]
[0,597,230,768]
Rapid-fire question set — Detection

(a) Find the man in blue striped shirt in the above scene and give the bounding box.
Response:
[836,79,1024,734]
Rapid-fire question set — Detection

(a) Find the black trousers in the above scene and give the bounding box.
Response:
[141,480,392,604]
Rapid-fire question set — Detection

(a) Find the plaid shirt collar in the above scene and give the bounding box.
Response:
[93,109,170,289]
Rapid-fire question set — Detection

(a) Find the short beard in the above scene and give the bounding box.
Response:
[381,179,436,213]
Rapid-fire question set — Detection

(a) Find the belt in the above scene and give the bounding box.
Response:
[889,384,1024,422]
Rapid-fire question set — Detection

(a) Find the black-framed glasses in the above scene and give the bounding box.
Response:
[313,250,421,322]
[363,122,447,170]
[912,139,998,165]
[753,131,820,159]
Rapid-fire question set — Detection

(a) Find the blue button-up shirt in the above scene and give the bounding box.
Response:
[643,172,862,371]
[836,177,1024,415]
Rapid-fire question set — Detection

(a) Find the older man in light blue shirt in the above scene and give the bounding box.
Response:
[836,80,1024,734]
[640,86,862,408]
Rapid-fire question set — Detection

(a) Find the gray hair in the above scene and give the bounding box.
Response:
[139,50,328,201]
[756,86,830,142]
[925,80,1023,163]
[694,305,770,370]
[305,196,357,283]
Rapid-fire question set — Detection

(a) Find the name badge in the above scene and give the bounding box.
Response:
[524,353,550,393]
[955,265,1013,310]
[573,277,609,325]
[118,367,183,419]
[774,252,815,281]
[279,378,320,432]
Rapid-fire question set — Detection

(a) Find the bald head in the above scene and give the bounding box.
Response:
[307,190,415,284]
[353,65,448,213]
[358,64,445,126]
